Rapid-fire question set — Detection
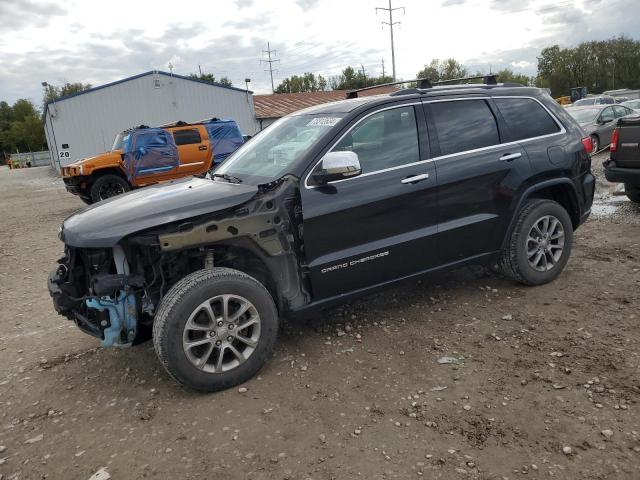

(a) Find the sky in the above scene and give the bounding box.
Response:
[1,0,639,107]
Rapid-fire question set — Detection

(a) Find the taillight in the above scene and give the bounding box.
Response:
[610,128,619,152]
[581,136,593,154]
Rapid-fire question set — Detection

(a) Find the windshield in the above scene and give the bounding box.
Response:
[568,108,599,124]
[112,132,128,151]
[215,114,345,184]
[573,98,595,106]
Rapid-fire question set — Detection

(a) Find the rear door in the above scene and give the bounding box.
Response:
[301,102,440,300]
[424,97,530,264]
[172,126,211,175]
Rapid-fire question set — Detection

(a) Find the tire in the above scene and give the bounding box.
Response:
[499,199,573,286]
[153,268,279,392]
[625,183,640,204]
[89,174,130,203]
[590,135,599,155]
[79,195,93,205]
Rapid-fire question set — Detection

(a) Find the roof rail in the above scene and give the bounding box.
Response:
[348,74,505,99]
[433,74,498,86]
[345,78,432,99]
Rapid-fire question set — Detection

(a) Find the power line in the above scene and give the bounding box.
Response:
[260,41,280,93]
[376,0,404,81]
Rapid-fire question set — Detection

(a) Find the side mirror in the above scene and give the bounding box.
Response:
[312,151,362,185]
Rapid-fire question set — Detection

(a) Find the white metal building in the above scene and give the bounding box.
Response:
[43,71,258,170]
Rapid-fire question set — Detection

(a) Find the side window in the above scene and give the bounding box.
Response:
[173,128,202,145]
[430,100,499,156]
[600,107,614,122]
[332,106,419,174]
[494,98,560,141]
[613,105,628,118]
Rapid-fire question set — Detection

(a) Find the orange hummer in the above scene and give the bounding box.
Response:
[61,119,244,204]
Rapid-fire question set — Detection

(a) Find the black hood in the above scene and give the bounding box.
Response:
[62,177,258,248]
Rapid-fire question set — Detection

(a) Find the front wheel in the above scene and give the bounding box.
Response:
[89,174,130,203]
[499,199,573,285]
[153,268,279,392]
[590,135,600,155]
[625,183,640,204]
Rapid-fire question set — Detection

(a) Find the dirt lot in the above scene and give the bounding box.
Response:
[0,156,639,480]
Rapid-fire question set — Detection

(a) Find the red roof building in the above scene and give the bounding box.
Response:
[253,86,399,129]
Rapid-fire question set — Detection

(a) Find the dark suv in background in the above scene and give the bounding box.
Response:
[49,77,595,392]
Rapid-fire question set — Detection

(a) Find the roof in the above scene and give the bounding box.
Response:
[298,84,544,116]
[44,70,251,115]
[253,85,399,119]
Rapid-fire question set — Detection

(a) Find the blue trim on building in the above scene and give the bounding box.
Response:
[44,71,253,116]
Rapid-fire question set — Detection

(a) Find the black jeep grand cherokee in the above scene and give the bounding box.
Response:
[49,80,595,392]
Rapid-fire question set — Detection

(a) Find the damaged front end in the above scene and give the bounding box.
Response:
[48,246,145,347]
[49,175,310,348]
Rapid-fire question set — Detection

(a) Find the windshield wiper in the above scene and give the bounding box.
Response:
[212,173,243,184]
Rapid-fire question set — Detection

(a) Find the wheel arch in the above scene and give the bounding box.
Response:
[503,178,580,250]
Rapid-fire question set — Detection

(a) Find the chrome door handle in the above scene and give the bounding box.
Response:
[499,153,522,161]
[401,173,430,184]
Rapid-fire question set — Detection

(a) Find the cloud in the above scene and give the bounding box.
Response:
[0,0,65,31]
[296,0,321,10]
[441,0,466,6]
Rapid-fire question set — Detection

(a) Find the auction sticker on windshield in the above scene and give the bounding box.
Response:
[306,117,341,127]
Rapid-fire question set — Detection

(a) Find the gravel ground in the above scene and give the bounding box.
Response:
[0,155,639,480]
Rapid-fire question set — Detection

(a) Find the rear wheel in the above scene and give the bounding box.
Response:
[89,174,130,203]
[153,268,279,392]
[500,199,573,285]
[625,183,640,204]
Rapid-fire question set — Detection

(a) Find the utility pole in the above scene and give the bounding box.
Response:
[381,58,386,78]
[612,58,616,90]
[376,0,404,81]
[360,64,367,86]
[261,42,280,93]
[198,64,203,76]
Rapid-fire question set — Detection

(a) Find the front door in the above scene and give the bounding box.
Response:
[126,129,179,184]
[172,127,211,175]
[301,103,439,300]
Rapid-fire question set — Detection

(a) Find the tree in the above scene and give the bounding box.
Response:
[43,82,92,107]
[493,68,532,86]
[0,99,47,159]
[536,36,640,97]
[275,72,328,93]
[189,73,234,87]
[327,66,393,91]
[416,58,468,82]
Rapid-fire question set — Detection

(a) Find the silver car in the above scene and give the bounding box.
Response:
[621,99,640,113]
[572,95,616,106]
[566,104,636,152]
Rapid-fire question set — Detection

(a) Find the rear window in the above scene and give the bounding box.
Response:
[495,98,560,141]
[173,129,202,145]
[430,100,499,156]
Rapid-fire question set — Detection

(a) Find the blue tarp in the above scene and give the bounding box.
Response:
[204,120,244,164]
[122,128,179,181]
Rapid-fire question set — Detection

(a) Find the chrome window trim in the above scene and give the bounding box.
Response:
[304,95,566,190]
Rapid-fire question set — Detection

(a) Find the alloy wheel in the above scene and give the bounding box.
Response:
[98,181,125,200]
[182,294,261,373]
[526,215,565,272]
